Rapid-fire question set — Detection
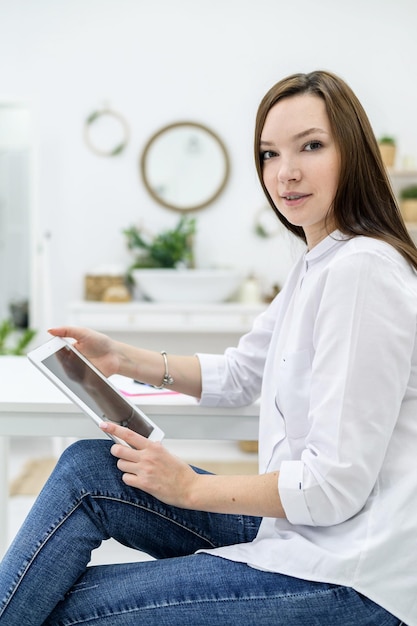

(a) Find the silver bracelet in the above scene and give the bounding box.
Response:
[155,351,174,389]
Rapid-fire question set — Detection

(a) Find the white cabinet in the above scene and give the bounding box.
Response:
[68,301,266,354]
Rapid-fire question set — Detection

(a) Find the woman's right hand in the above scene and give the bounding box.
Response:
[49,325,203,397]
[48,326,120,377]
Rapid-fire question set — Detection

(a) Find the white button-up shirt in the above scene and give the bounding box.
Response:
[197,232,417,625]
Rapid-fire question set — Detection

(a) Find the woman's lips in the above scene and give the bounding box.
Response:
[281,193,311,207]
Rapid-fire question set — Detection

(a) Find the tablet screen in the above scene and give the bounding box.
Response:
[43,344,154,437]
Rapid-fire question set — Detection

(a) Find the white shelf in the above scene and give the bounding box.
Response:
[388,170,417,194]
[387,169,417,178]
[68,301,266,334]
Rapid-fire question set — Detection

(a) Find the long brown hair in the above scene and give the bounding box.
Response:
[254,70,417,269]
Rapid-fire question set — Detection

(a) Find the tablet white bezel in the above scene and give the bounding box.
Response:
[28,336,165,447]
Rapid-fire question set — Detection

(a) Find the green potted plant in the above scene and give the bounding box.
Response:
[378,135,396,168]
[123,216,242,303]
[124,215,196,273]
[123,216,197,300]
[0,319,36,355]
[400,185,417,223]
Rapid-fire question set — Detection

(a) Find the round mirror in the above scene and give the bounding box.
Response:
[140,121,230,212]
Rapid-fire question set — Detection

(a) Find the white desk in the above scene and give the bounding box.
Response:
[0,357,259,556]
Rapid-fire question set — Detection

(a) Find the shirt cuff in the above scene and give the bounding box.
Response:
[279,460,314,525]
[195,353,226,407]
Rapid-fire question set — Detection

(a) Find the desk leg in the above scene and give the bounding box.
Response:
[0,436,10,557]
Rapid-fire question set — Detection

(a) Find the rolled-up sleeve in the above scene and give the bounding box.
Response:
[279,460,315,525]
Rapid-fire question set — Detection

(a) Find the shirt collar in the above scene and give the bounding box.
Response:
[304,230,348,264]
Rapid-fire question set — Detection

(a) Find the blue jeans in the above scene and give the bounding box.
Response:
[0,439,401,625]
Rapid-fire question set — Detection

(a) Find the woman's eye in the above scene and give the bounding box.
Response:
[304,141,322,152]
[261,150,277,162]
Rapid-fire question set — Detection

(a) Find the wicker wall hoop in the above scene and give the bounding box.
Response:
[84,108,130,157]
[254,206,281,238]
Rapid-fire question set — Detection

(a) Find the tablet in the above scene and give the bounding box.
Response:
[27,336,165,447]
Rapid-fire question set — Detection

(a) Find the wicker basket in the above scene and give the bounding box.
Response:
[238,440,259,453]
[85,275,127,301]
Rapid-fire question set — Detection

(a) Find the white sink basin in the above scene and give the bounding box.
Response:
[131,269,243,303]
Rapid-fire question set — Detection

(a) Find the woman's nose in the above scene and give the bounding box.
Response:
[277,159,301,183]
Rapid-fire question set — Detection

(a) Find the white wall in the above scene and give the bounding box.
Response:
[0,0,416,333]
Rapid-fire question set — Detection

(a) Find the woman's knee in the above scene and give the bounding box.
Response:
[56,439,114,482]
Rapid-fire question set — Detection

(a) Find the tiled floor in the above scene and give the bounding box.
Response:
[7,436,258,565]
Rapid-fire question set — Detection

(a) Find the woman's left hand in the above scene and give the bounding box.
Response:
[100,421,198,508]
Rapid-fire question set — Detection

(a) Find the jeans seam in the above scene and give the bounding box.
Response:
[0,498,87,617]
[58,598,280,625]
[51,588,355,625]
[92,494,218,548]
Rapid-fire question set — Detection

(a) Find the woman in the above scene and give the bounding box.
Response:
[1,70,415,625]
